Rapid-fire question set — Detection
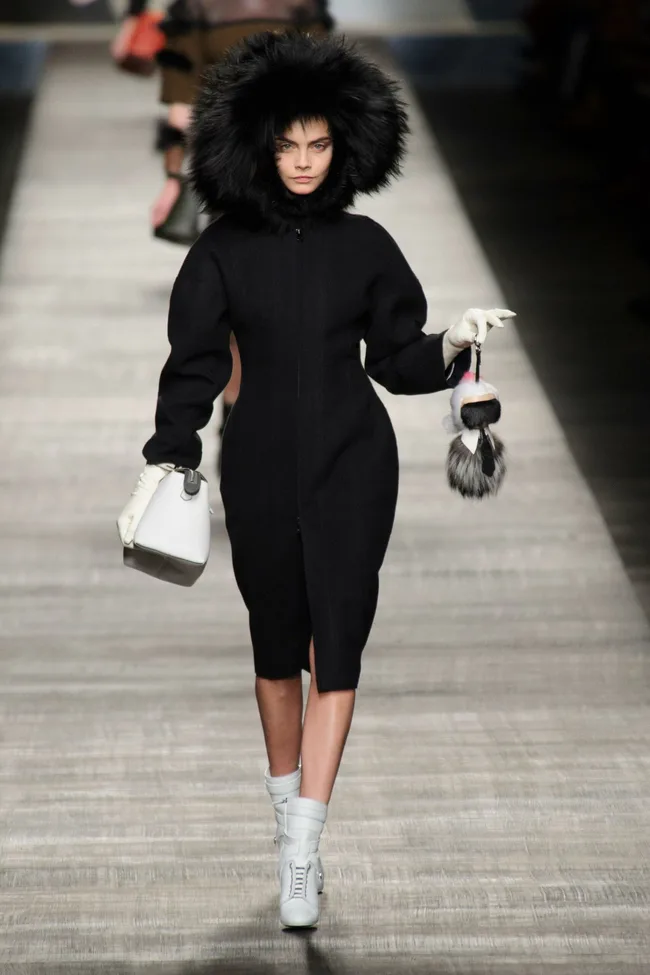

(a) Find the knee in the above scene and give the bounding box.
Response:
[167,102,192,130]
[255,672,302,695]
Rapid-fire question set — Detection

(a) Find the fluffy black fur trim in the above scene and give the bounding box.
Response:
[447,431,507,500]
[189,31,409,227]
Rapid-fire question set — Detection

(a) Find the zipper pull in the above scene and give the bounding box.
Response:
[295,228,303,242]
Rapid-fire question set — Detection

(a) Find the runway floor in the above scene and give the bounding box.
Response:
[0,41,649,974]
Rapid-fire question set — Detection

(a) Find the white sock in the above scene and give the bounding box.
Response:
[264,766,301,802]
[285,796,327,843]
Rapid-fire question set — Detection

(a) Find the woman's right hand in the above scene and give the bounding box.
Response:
[110,16,139,63]
[117,463,175,548]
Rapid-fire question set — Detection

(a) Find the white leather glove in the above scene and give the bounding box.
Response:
[442,307,515,367]
[117,463,176,549]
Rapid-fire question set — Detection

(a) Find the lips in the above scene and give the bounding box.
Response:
[294,176,313,183]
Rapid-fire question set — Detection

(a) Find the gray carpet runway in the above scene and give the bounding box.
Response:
[0,42,649,974]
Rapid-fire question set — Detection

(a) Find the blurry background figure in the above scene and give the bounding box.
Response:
[111,5,165,76]
[108,0,333,471]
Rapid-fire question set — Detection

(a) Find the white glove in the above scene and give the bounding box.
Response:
[442,307,515,367]
[117,463,175,549]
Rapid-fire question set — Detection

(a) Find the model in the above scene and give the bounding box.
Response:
[117,31,513,930]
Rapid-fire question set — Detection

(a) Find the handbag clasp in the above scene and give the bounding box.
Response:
[182,469,201,497]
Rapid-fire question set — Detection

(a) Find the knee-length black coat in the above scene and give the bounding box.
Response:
[141,32,471,691]
[143,213,470,690]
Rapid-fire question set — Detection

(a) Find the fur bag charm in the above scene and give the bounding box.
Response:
[443,343,506,499]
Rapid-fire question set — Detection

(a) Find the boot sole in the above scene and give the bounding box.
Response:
[280,913,319,930]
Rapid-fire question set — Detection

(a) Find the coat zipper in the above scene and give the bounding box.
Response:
[296,227,302,400]
[295,226,303,535]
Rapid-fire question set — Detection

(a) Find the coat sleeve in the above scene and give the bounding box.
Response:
[363,223,471,394]
[142,234,233,469]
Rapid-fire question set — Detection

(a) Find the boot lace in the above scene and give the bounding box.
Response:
[290,861,311,900]
[281,804,316,899]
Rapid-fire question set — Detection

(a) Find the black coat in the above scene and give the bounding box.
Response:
[143,212,470,690]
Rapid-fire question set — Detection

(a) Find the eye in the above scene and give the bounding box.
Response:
[313,142,329,151]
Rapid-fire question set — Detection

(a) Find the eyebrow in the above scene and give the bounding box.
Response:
[276,136,332,146]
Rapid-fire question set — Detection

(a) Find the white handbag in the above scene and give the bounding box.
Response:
[123,468,211,586]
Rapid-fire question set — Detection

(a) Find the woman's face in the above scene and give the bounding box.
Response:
[275,118,333,195]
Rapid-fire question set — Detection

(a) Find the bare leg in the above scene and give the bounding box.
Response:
[152,102,192,228]
[223,334,241,406]
[255,674,303,777]
[256,642,356,799]
[300,640,356,804]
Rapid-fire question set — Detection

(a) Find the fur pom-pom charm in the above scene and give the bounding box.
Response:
[446,429,506,499]
[442,345,506,499]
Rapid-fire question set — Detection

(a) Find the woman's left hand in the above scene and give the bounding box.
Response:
[446,307,516,350]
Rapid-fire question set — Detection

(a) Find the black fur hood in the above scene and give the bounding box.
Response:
[189,31,409,229]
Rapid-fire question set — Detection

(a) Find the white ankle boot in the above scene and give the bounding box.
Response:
[278,796,327,929]
[264,767,324,894]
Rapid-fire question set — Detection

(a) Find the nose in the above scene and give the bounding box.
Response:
[296,148,311,170]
